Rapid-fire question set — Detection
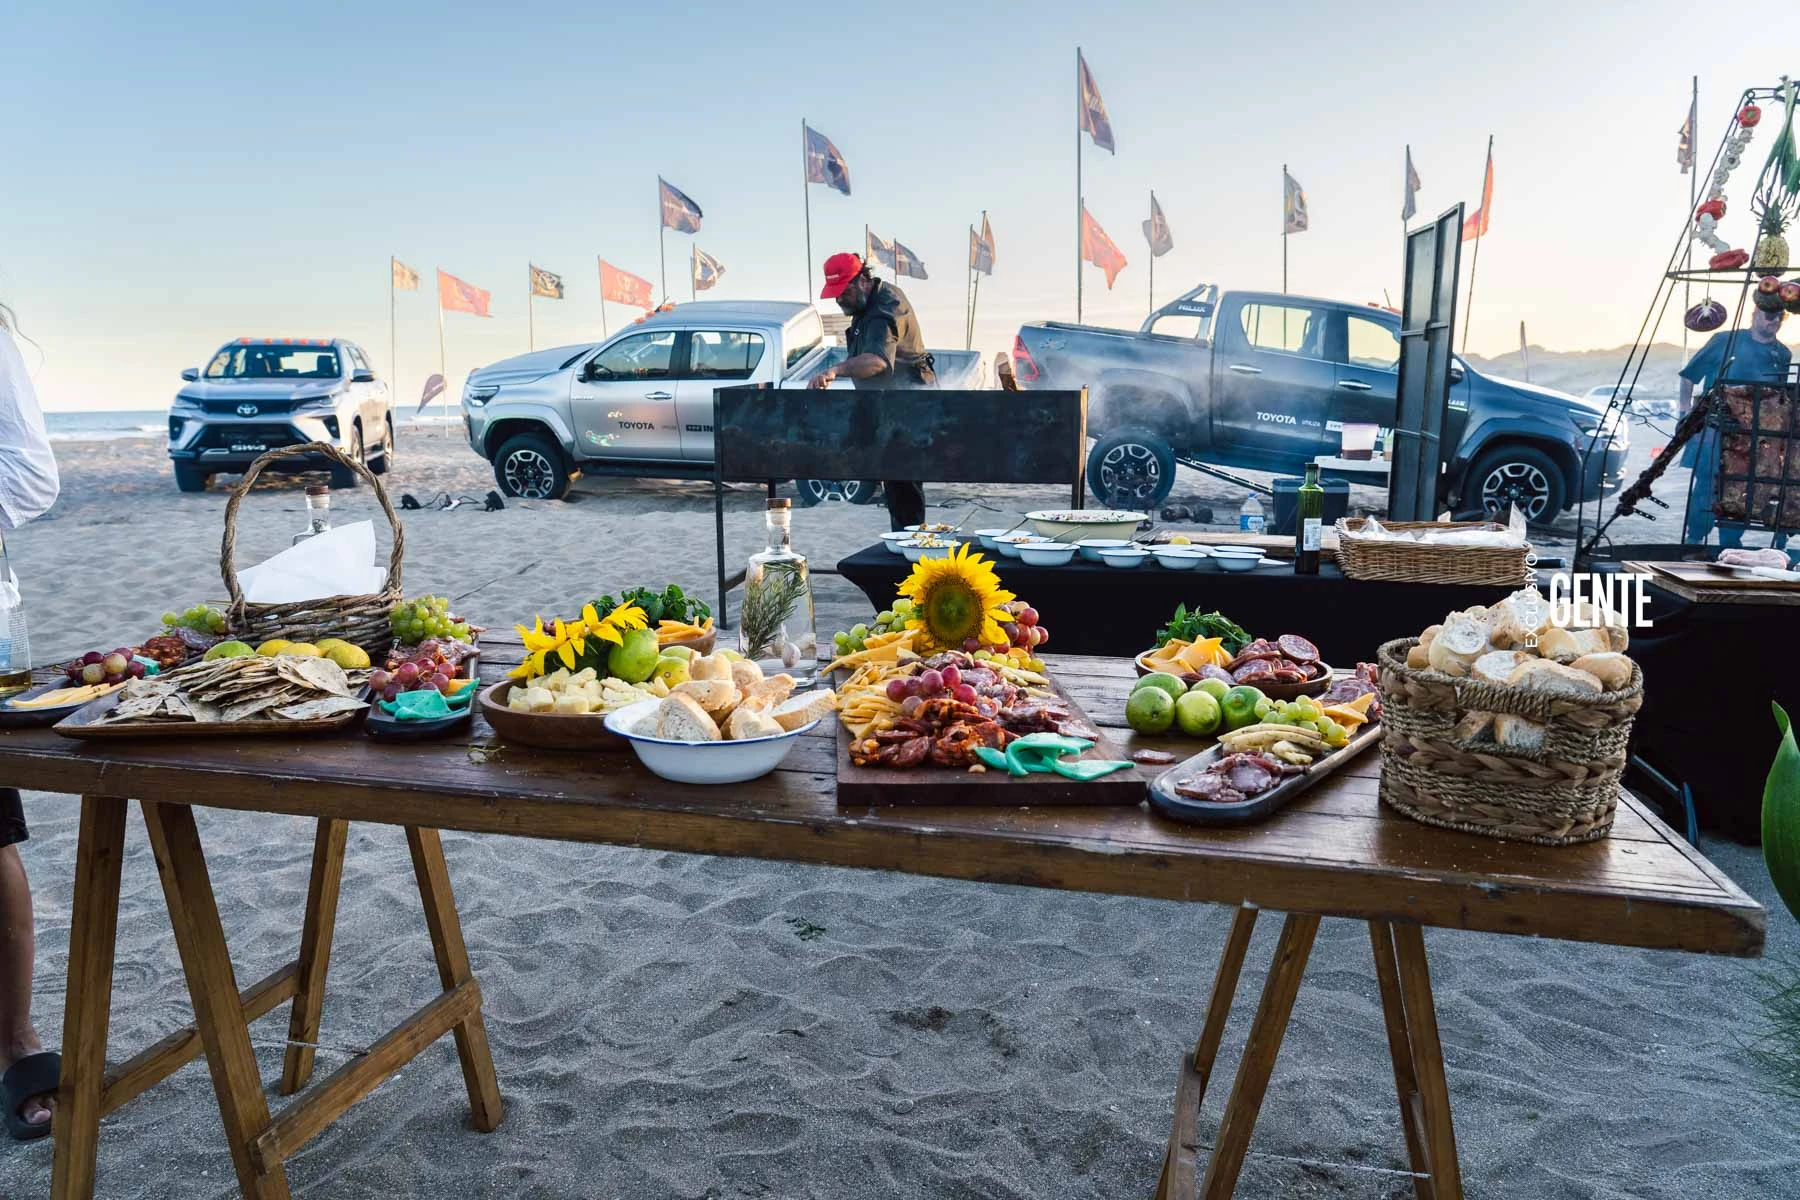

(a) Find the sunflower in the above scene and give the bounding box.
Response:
[510,603,648,679]
[897,544,1016,654]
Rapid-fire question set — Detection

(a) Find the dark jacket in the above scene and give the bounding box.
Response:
[846,279,935,388]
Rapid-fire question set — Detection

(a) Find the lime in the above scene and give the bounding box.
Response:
[1175,690,1222,737]
[1192,677,1230,703]
[607,628,662,684]
[1221,685,1267,731]
[1126,687,1177,734]
[203,640,254,661]
[1135,672,1188,703]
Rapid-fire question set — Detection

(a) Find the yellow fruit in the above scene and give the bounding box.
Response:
[1169,534,1192,545]
[280,643,323,657]
[313,638,350,654]
[323,644,370,670]
[256,639,290,657]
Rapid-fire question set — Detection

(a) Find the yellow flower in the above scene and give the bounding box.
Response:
[592,602,648,647]
[897,544,1015,654]
[508,603,650,679]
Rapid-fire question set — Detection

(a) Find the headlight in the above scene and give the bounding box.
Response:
[293,393,339,411]
[465,384,500,407]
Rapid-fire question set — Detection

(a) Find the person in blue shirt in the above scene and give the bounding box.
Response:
[1677,306,1792,549]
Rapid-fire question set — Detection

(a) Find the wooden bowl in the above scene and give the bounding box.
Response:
[477,680,633,752]
[1133,649,1332,699]
[658,626,716,656]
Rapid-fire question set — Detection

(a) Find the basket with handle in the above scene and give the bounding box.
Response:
[220,442,404,657]
[1374,638,1643,846]
[1335,517,1532,587]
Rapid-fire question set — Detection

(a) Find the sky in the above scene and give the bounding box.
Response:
[2,0,1795,412]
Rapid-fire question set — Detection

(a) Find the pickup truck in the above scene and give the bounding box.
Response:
[1012,284,1628,522]
[463,301,981,502]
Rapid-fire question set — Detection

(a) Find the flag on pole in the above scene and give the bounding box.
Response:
[1677,96,1697,173]
[1142,192,1173,256]
[1461,145,1493,242]
[692,247,725,292]
[1402,146,1422,221]
[658,177,703,232]
[418,373,446,414]
[599,260,654,310]
[529,264,564,299]
[969,215,996,275]
[437,270,491,317]
[894,242,928,280]
[1282,170,1309,234]
[804,125,851,195]
[392,258,420,291]
[1080,206,1127,288]
[1077,50,1114,153]
[866,231,897,272]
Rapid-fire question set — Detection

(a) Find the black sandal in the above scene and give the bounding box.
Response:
[3,1051,59,1140]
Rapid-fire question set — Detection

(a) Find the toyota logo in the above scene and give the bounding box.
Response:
[236,403,259,417]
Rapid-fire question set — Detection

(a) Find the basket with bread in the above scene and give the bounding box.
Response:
[1375,588,1642,846]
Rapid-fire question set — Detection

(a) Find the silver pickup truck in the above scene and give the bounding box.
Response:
[462,301,982,502]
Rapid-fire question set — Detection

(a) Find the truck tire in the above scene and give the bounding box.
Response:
[368,416,395,476]
[795,479,883,506]
[173,463,211,493]
[1088,428,1176,509]
[1464,444,1566,524]
[329,423,364,489]
[494,432,572,500]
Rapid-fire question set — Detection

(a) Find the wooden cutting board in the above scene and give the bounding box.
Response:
[834,671,1146,807]
[1628,560,1800,606]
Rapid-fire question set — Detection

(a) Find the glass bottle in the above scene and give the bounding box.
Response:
[292,485,332,546]
[740,498,816,683]
[1294,461,1324,575]
[0,534,32,694]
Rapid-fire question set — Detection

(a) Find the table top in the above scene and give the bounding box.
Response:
[0,641,1761,958]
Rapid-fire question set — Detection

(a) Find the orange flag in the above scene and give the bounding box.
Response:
[1080,206,1128,289]
[437,270,491,317]
[599,259,654,310]
[1461,143,1493,242]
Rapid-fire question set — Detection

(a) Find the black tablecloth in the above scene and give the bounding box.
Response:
[837,544,1512,667]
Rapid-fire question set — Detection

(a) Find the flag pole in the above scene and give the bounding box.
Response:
[435,270,446,421]
[1075,47,1084,324]
[1281,164,1289,296]
[527,265,535,352]
[659,226,668,303]
[1461,134,1492,350]
[1684,75,1697,359]
[690,245,696,302]
[802,119,815,301]
[1148,192,1155,318]
[388,256,397,398]
[965,228,975,351]
[597,259,609,339]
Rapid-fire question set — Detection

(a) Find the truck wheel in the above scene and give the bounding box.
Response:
[329,424,364,489]
[795,479,882,506]
[1465,444,1566,524]
[494,432,571,500]
[1088,428,1176,509]
[368,416,395,476]
[173,463,211,493]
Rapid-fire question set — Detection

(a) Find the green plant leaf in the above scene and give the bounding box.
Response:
[1764,701,1800,922]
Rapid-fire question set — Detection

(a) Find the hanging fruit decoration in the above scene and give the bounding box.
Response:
[1740,103,1763,128]
[1692,101,1762,263]
[1685,298,1728,331]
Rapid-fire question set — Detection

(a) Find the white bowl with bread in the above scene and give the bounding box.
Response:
[602,654,836,784]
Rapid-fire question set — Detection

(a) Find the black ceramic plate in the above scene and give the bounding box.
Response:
[0,679,126,729]
[363,692,476,742]
[1147,720,1382,827]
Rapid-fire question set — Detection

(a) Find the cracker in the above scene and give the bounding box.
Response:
[274,696,366,721]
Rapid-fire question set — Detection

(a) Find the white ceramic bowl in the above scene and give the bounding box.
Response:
[905,523,963,539]
[879,531,915,555]
[994,533,1050,559]
[973,528,1012,551]
[1098,547,1149,569]
[603,698,821,785]
[900,539,954,562]
[1152,549,1207,571]
[1016,541,1078,567]
[1076,538,1132,562]
[1215,552,1262,573]
[1025,510,1148,543]
[1208,545,1265,560]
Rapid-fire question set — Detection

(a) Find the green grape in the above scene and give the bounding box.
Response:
[851,623,868,639]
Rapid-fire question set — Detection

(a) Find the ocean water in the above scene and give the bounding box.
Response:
[42,407,460,442]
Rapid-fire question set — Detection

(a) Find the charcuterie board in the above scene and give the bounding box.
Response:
[834,671,1146,808]
[1147,719,1383,827]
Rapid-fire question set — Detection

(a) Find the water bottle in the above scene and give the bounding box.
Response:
[0,534,31,695]
[1238,493,1266,535]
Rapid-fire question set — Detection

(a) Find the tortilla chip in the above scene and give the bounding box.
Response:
[220,697,278,723]
[276,657,351,697]
[274,696,366,721]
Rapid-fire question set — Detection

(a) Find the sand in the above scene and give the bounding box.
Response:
[3,430,1797,1198]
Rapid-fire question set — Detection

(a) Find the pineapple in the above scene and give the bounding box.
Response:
[1753,207,1790,270]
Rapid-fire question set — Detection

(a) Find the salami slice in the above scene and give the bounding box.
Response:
[1227,648,1283,671]
[1232,658,1276,682]
[1277,634,1320,664]
[1267,665,1306,683]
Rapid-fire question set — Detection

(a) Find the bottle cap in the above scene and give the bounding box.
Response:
[766,498,792,510]
[305,485,330,496]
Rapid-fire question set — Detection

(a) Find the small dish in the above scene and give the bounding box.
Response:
[1151,549,1207,571]
[1215,553,1262,573]
[973,528,1012,551]
[900,539,954,562]
[1077,538,1132,562]
[1098,547,1149,569]
[1016,542,1078,567]
[994,533,1050,559]
[904,523,962,538]
[603,697,821,785]
[879,531,915,556]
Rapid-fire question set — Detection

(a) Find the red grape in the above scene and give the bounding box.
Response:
[395,662,421,685]
[430,673,452,693]
[952,683,977,704]
[961,637,981,653]
[1035,627,1049,647]
[82,651,104,666]
[1001,623,1019,642]
[941,665,961,689]
[81,663,106,684]
[382,684,400,701]
[370,669,392,691]
[128,662,146,679]
[103,673,124,686]
[900,695,923,717]
[886,678,909,702]
[918,669,944,694]
[1018,607,1039,627]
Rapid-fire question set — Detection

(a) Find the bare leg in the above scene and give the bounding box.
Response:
[0,841,51,1127]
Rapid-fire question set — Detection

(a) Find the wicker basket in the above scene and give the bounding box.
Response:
[1374,638,1642,846]
[220,443,404,657]
[1335,518,1532,587]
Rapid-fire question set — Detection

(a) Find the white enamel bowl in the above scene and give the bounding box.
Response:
[973,528,1012,550]
[603,698,821,785]
[1151,549,1207,571]
[1076,538,1132,562]
[1098,547,1150,569]
[879,531,915,555]
[1016,542,1078,567]
[1025,510,1148,543]
[900,540,954,562]
[994,534,1050,559]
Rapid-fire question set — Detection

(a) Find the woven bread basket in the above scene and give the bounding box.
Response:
[220,443,404,657]
[1335,518,1532,588]
[1374,638,1642,846]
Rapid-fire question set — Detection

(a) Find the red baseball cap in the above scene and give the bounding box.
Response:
[819,252,864,299]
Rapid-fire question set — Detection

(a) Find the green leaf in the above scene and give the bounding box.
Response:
[1764,702,1800,922]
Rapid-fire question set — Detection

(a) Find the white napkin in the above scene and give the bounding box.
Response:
[239,521,385,603]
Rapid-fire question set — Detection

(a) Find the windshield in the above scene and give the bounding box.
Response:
[205,344,341,380]
[784,310,825,371]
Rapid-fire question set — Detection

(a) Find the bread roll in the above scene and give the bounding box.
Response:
[1488,589,1551,650]
[1454,711,1496,742]
[655,693,721,741]
[1535,627,1580,663]
[672,678,740,721]
[1406,643,1432,670]
[1569,652,1632,691]
[1505,659,1603,699]
[690,654,734,682]
[1426,614,1487,677]
[730,659,765,691]
[1493,714,1546,750]
[1472,650,1533,685]
[1419,624,1443,652]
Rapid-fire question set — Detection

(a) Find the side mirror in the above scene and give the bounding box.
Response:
[181,367,200,382]
[1448,364,1466,385]
[352,368,376,383]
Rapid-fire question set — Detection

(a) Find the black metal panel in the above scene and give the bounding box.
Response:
[712,387,1087,486]
[1388,205,1463,522]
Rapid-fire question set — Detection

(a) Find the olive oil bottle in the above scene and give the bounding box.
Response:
[1294,462,1324,576]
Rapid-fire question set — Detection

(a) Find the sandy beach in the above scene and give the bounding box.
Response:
[3,429,1796,1198]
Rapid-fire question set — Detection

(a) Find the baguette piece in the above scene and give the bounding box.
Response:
[1536,627,1581,663]
[730,658,766,691]
[690,654,735,682]
[1569,652,1632,692]
[739,673,796,712]
[655,693,721,741]
[1506,659,1604,698]
[1426,614,1487,677]
[1493,714,1546,750]
[1472,650,1534,685]
[769,688,837,731]
[726,706,785,741]
[1454,711,1496,742]
[672,678,741,721]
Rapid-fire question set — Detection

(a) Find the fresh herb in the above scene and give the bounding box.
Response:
[740,562,808,659]
[590,584,711,628]
[1155,605,1252,653]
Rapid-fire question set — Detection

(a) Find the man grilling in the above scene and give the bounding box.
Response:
[808,252,936,530]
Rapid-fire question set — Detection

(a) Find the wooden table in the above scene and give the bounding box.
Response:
[0,646,1762,1199]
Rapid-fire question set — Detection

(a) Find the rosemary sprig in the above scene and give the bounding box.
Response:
[740,561,808,658]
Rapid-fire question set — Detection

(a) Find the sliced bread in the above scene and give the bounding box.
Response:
[655,693,721,742]
[725,706,785,741]
[769,688,837,731]
[673,678,740,721]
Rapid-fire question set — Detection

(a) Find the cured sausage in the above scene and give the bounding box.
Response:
[1231,658,1276,682]
[879,736,933,768]
[1277,634,1320,664]
[1132,749,1177,765]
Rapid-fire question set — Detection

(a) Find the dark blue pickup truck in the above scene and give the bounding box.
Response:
[1012,284,1628,522]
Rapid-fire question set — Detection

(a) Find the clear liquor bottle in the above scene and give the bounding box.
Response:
[740,499,816,684]
[292,485,332,546]
[0,533,31,694]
